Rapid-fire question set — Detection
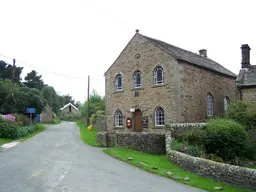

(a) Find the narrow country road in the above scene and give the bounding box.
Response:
[0,122,204,192]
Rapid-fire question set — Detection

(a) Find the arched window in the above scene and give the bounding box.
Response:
[155,107,165,126]
[115,74,122,91]
[224,96,230,112]
[114,110,123,127]
[206,93,214,117]
[133,70,141,88]
[154,66,164,85]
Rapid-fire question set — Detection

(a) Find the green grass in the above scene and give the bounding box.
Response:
[0,138,13,146]
[76,120,99,147]
[18,123,46,141]
[103,148,254,192]
[246,165,256,169]
[0,124,46,146]
[52,118,61,124]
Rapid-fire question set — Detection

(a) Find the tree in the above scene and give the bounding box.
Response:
[81,89,105,117]
[41,86,61,113]
[24,70,45,90]
[62,94,75,105]
[0,60,23,84]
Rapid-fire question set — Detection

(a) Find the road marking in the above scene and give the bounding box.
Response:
[46,165,72,192]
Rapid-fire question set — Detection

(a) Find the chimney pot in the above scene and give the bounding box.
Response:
[199,49,207,57]
[241,44,251,68]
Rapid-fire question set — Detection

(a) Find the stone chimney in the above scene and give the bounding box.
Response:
[241,44,251,68]
[199,49,207,57]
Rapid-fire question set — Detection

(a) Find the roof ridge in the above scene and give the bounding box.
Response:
[139,33,237,78]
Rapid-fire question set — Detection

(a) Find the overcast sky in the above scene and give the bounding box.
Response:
[0,0,255,103]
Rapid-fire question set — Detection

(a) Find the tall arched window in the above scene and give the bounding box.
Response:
[224,96,230,112]
[155,107,165,126]
[115,74,122,91]
[206,93,214,117]
[114,110,123,127]
[154,66,164,85]
[133,70,141,88]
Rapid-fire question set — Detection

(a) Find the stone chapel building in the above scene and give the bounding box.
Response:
[104,30,237,132]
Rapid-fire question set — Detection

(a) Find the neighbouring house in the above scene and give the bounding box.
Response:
[236,44,256,101]
[59,103,80,117]
[104,30,237,132]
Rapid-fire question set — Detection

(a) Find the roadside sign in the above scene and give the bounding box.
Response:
[26,108,36,114]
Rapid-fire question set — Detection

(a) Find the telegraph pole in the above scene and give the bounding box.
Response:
[12,58,16,96]
[87,75,90,125]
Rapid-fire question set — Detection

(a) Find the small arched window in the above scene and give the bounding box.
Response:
[224,96,230,112]
[206,93,214,117]
[154,66,164,85]
[155,107,165,126]
[115,74,122,91]
[114,110,123,127]
[133,70,141,88]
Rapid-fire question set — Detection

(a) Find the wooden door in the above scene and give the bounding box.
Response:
[134,109,142,132]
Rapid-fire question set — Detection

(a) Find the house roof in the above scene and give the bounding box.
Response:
[140,34,237,78]
[59,103,79,111]
[236,65,256,87]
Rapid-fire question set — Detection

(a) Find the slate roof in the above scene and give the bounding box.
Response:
[236,65,256,87]
[140,34,237,78]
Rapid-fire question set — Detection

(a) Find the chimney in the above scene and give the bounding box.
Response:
[199,49,207,57]
[241,44,251,68]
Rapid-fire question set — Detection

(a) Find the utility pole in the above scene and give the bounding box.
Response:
[12,58,16,96]
[87,75,90,125]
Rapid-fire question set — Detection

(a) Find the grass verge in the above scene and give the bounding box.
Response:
[0,124,46,147]
[103,148,254,192]
[76,120,99,147]
[18,123,46,141]
[0,138,13,146]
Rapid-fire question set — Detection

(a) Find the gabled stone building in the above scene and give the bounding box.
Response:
[236,44,256,101]
[104,30,237,132]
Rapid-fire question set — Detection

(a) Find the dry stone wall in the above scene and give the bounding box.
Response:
[165,133,256,190]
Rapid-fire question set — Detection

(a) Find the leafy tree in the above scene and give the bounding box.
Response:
[24,70,45,90]
[62,94,75,105]
[41,86,61,113]
[81,89,105,117]
[0,60,23,84]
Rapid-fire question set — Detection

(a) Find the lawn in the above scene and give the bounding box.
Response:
[0,123,46,145]
[103,148,254,192]
[76,120,99,147]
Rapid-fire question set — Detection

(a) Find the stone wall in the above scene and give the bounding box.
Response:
[94,116,107,132]
[242,87,256,101]
[179,61,237,123]
[97,132,166,154]
[165,133,256,190]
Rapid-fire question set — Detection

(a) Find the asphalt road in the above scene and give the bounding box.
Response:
[0,122,204,192]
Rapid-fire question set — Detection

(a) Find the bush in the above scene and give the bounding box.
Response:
[205,154,224,163]
[226,100,256,130]
[244,129,256,160]
[13,113,30,126]
[52,118,61,124]
[204,118,248,161]
[170,140,204,157]
[183,128,205,146]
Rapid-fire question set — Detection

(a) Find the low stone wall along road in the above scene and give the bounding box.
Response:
[0,122,204,192]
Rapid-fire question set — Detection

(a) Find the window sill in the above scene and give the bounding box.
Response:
[114,126,124,129]
[153,125,165,129]
[113,90,124,94]
[131,87,144,91]
[151,84,165,88]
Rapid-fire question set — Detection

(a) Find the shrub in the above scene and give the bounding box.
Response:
[226,100,256,130]
[13,113,30,126]
[183,128,205,146]
[170,140,204,157]
[52,118,61,124]
[244,129,256,160]
[205,154,224,163]
[0,121,19,139]
[204,118,248,161]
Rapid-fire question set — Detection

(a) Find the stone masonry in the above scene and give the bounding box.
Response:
[105,31,237,132]
[241,87,256,101]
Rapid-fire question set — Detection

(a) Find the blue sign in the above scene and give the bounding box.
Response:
[26,108,36,114]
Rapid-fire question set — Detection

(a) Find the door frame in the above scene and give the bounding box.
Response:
[133,109,142,132]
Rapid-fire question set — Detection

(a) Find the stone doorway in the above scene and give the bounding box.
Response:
[134,109,142,132]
